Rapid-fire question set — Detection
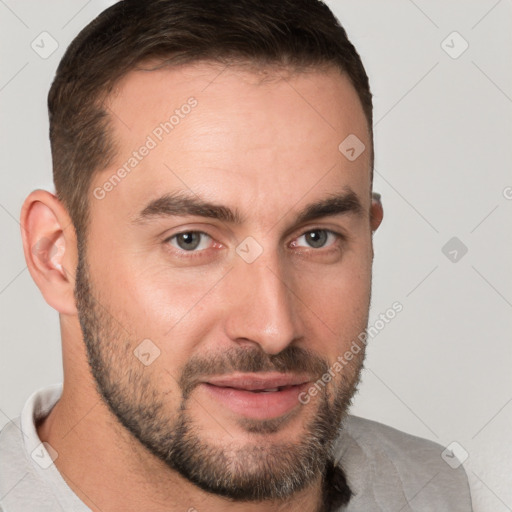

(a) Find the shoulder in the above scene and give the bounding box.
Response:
[332,415,473,511]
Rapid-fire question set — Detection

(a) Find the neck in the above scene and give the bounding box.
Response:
[320,459,352,511]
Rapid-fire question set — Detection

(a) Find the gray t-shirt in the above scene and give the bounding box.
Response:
[0,383,473,511]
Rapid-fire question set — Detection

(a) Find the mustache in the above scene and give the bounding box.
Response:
[179,345,330,398]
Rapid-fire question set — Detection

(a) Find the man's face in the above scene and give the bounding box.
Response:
[76,62,375,501]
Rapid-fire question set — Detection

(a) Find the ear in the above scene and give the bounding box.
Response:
[20,190,78,315]
[370,192,383,232]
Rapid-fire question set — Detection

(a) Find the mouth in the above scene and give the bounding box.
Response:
[218,385,297,393]
[197,373,312,421]
[204,372,311,390]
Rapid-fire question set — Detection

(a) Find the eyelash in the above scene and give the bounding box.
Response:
[163,228,345,259]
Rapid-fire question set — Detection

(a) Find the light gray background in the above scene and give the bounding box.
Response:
[1,1,511,510]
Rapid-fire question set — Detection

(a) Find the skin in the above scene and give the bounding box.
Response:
[21,62,383,512]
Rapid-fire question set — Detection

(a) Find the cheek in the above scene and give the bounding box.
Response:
[88,251,227,364]
[293,249,372,344]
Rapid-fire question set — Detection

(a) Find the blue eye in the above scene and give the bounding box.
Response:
[167,231,213,252]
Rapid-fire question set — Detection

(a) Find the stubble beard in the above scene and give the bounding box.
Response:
[74,247,364,504]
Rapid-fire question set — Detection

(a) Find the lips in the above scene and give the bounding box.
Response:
[197,372,312,420]
[204,373,311,391]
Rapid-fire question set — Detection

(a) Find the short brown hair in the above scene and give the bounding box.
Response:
[49,0,373,242]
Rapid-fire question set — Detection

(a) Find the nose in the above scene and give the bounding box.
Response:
[223,250,303,355]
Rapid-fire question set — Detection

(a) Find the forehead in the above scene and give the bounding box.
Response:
[92,61,371,225]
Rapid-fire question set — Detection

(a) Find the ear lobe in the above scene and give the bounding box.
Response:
[20,190,78,315]
[370,192,383,232]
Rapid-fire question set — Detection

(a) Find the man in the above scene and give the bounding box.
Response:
[0,0,472,510]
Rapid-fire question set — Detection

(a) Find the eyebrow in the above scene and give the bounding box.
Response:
[132,189,364,227]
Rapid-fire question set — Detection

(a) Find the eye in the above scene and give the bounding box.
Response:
[293,229,341,249]
[165,231,213,252]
